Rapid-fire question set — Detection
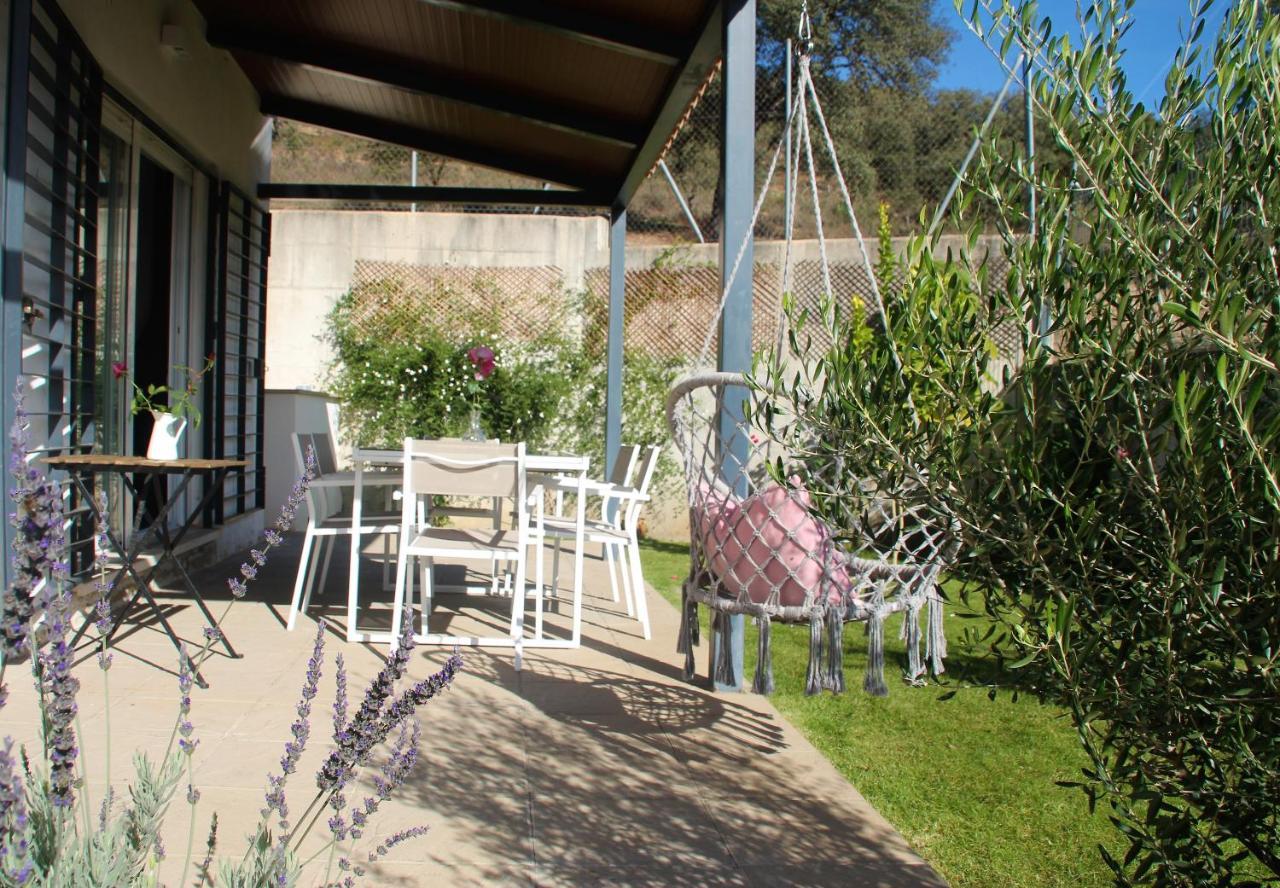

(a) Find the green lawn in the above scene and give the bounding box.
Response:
[638,538,1119,888]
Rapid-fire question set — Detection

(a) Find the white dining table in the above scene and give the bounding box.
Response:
[344,446,590,649]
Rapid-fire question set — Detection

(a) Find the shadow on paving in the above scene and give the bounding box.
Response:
[71,530,945,886]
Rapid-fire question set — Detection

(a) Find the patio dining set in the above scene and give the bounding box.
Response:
[282,433,661,668]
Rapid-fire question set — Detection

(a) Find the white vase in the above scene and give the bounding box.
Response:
[146,411,187,460]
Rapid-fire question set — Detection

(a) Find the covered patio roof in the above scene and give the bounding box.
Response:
[196,0,725,209]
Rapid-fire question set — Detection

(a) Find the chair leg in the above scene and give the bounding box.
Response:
[551,537,563,598]
[299,536,325,622]
[627,539,652,640]
[512,555,527,672]
[616,543,636,618]
[418,557,432,637]
[382,532,392,592]
[288,524,318,630]
[390,530,411,649]
[534,538,545,640]
[318,533,336,598]
[604,541,621,605]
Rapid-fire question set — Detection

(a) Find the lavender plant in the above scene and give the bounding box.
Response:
[0,385,462,885]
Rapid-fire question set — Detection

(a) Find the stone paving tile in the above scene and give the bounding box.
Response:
[3,531,946,886]
[365,860,534,887]
[532,863,753,887]
[530,787,730,871]
[743,862,946,888]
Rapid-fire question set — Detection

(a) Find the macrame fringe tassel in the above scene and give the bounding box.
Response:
[804,610,825,696]
[824,604,846,693]
[676,588,691,655]
[713,611,737,689]
[864,612,889,697]
[679,594,698,681]
[903,600,923,683]
[927,590,947,676]
[752,616,775,695]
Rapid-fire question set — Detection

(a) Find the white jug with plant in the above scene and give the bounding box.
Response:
[113,356,215,461]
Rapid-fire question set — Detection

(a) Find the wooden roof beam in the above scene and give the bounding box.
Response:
[258,183,607,207]
[208,24,645,148]
[260,94,611,192]
[414,0,687,65]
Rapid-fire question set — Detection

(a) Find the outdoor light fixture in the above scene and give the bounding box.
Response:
[160,23,191,59]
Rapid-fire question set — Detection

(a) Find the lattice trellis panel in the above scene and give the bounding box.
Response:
[348,260,571,344]
[583,263,780,362]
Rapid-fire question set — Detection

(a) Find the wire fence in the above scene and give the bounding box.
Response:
[270,51,1034,242]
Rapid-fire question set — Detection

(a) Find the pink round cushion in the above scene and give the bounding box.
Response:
[695,479,850,608]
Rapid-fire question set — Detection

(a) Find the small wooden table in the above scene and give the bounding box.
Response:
[43,454,249,687]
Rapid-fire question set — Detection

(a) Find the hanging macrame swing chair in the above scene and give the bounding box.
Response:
[664,11,977,696]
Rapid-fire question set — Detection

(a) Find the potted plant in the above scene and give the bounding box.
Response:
[113,356,215,460]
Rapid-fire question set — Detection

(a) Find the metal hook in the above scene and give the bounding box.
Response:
[797,0,814,54]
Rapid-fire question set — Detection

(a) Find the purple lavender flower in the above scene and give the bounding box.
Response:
[0,737,32,884]
[177,648,198,756]
[262,620,324,826]
[375,654,461,744]
[221,446,317,605]
[368,825,430,863]
[316,626,414,795]
[3,388,70,663]
[350,719,419,840]
[38,573,78,808]
[331,653,348,741]
[194,813,218,887]
[92,492,114,670]
[187,785,201,805]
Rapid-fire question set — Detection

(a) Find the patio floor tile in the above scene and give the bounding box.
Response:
[3,532,946,886]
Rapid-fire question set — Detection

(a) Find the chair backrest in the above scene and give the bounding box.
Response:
[621,444,662,529]
[607,444,639,487]
[402,438,524,501]
[292,431,345,522]
[310,432,339,475]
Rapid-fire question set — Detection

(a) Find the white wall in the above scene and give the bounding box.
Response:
[57,0,268,193]
[263,389,340,527]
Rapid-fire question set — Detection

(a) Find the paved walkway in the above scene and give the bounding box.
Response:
[5,534,944,887]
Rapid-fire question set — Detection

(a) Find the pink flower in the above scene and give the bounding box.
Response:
[111,361,128,379]
[467,346,495,381]
[1115,446,1132,461]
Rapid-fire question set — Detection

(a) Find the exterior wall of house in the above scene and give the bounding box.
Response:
[56,0,268,194]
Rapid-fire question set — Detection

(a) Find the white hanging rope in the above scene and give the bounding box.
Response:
[798,59,834,308]
[926,53,1023,238]
[694,73,806,368]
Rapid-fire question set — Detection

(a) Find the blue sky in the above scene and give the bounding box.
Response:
[934,0,1231,101]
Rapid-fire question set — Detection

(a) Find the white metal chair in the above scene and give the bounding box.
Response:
[390,439,536,667]
[545,443,638,606]
[539,444,661,639]
[286,432,400,630]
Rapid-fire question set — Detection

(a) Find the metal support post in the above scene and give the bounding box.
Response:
[603,207,625,490]
[713,0,756,692]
